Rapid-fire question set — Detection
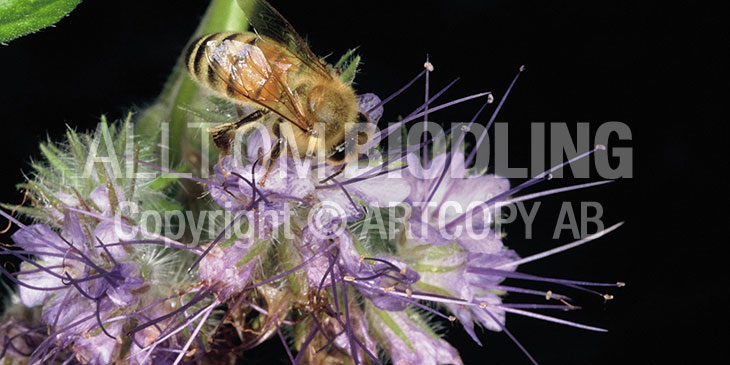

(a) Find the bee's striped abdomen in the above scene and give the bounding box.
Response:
[184,32,258,99]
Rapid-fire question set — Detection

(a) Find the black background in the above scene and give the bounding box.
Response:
[0,1,724,364]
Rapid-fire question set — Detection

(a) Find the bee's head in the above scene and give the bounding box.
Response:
[326,112,373,165]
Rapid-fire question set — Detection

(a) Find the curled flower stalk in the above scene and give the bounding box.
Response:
[1,0,626,364]
[0,117,207,364]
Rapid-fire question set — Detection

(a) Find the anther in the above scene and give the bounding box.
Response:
[545,290,553,300]
[448,315,456,322]
[479,302,488,309]
[603,294,614,301]
[384,286,395,293]
[358,255,365,263]
[617,282,626,287]
[424,61,434,72]
[400,267,407,275]
[343,275,355,282]
[406,288,413,298]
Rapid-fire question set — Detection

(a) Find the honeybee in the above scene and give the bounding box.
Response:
[184,0,373,169]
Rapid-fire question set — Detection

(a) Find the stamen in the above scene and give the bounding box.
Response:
[171,303,215,365]
[277,325,296,364]
[425,100,491,205]
[469,283,572,302]
[96,239,196,251]
[31,312,99,362]
[467,267,621,298]
[351,270,390,281]
[317,248,340,297]
[496,180,614,208]
[500,306,607,332]
[0,263,65,292]
[230,171,269,205]
[95,235,119,266]
[349,281,457,321]
[293,318,320,364]
[465,66,525,167]
[128,289,212,335]
[481,307,539,365]
[340,280,359,365]
[342,88,490,188]
[495,222,624,269]
[362,257,401,271]
[446,145,604,230]
[314,328,345,354]
[494,303,578,311]
[330,178,364,217]
[63,206,192,251]
[422,55,432,164]
[365,77,460,151]
[95,299,116,339]
[0,326,44,358]
[366,69,427,115]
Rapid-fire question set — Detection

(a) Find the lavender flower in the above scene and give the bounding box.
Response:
[3,212,144,363]
[0,117,206,364]
[402,151,509,253]
[367,307,462,365]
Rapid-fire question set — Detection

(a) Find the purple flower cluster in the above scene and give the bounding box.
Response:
[180,72,623,364]
[1,208,170,364]
[0,68,623,364]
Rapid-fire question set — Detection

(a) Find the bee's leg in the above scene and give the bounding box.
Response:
[217,150,227,174]
[209,109,267,154]
[319,164,346,184]
[258,125,283,187]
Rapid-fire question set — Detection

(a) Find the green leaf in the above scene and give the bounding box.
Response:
[334,48,357,70]
[370,306,415,351]
[147,173,180,190]
[39,143,71,178]
[334,48,361,85]
[0,0,82,43]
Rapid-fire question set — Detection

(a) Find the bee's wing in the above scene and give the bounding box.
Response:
[206,39,311,132]
[237,0,332,79]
